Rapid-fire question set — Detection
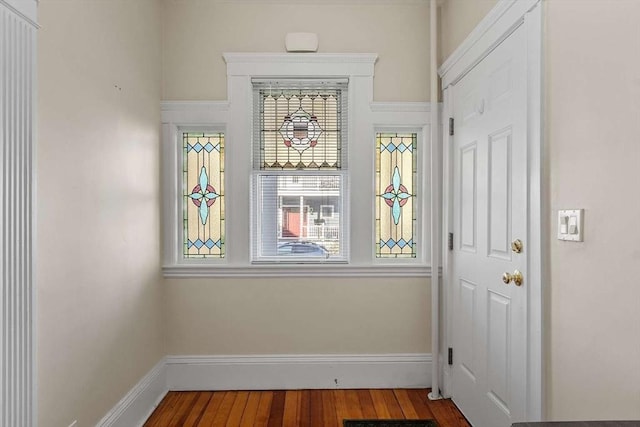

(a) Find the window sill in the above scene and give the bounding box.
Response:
[162,264,433,279]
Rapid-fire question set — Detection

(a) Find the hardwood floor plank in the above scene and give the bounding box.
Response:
[226,391,250,427]
[417,390,471,427]
[168,391,199,426]
[381,389,405,419]
[394,389,420,419]
[321,388,339,427]
[254,391,274,427]
[239,392,261,427]
[283,390,301,427]
[196,391,227,426]
[267,391,286,427]
[182,392,214,427]
[333,390,350,423]
[207,391,237,427]
[143,392,177,427]
[369,389,392,419]
[144,389,470,427]
[406,389,436,420]
[356,390,377,419]
[344,390,363,419]
[298,390,311,427]
[309,390,325,427]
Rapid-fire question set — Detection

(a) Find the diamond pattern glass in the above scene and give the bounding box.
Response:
[183,132,225,258]
[375,133,417,258]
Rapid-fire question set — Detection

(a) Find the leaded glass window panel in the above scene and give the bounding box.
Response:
[375,132,417,258]
[183,132,225,258]
[257,85,345,170]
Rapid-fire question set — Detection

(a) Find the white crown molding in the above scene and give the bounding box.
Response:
[162,264,433,278]
[96,359,168,427]
[223,53,378,77]
[166,353,432,390]
[223,52,379,64]
[0,0,38,27]
[438,0,539,88]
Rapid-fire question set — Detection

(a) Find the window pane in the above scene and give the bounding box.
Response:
[259,88,343,170]
[183,132,225,258]
[255,175,342,260]
[375,133,417,258]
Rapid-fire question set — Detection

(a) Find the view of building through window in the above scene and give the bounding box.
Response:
[256,175,341,258]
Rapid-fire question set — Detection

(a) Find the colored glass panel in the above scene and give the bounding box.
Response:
[375,133,417,258]
[259,88,342,170]
[183,132,225,258]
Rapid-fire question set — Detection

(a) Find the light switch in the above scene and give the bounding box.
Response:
[560,216,568,234]
[558,209,584,242]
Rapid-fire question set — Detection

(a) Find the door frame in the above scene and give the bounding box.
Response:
[438,0,544,421]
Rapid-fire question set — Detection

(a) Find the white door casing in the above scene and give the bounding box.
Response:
[451,22,527,427]
[0,1,38,426]
[439,0,543,425]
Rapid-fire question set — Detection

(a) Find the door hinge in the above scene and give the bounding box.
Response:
[448,232,454,251]
[449,117,455,136]
[448,347,453,366]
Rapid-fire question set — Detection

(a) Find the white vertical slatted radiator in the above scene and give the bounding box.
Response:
[0,1,37,425]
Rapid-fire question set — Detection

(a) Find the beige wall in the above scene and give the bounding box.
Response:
[439,0,640,421]
[166,277,430,355]
[37,1,164,426]
[162,0,434,357]
[162,0,431,102]
[439,0,498,62]
[546,0,640,420]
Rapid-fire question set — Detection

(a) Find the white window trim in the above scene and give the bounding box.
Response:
[162,53,435,278]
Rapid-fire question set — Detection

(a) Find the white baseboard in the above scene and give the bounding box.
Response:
[166,353,432,391]
[96,358,168,427]
[98,353,431,426]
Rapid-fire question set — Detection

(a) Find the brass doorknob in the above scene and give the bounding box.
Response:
[502,270,524,286]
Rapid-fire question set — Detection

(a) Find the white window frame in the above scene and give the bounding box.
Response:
[162,53,434,278]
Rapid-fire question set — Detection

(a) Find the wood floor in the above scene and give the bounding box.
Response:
[143,389,470,427]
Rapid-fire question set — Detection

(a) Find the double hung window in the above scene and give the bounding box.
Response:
[251,80,348,262]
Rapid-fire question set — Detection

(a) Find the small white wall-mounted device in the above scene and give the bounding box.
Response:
[557,209,584,242]
[285,33,319,52]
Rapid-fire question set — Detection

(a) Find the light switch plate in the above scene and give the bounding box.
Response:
[557,209,584,242]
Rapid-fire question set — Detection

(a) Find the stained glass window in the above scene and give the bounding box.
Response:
[183,132,225,258]
[252,80,347,262]
[375,132,417,258]
[257,86,344,170]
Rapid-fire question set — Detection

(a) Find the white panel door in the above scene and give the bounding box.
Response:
[451,23,528,427]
